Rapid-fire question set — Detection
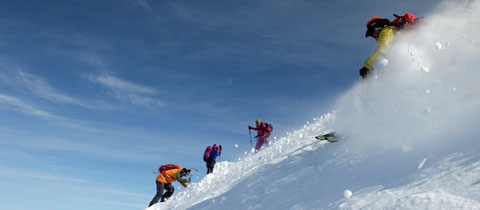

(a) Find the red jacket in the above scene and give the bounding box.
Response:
[251,123,272,140]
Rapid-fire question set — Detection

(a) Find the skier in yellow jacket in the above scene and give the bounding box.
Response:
[360,16,397,81]
[148,166,191,207]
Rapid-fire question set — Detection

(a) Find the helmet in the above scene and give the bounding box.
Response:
[180,168,191,177]
[256,118,262,123]
[365,16,390,37]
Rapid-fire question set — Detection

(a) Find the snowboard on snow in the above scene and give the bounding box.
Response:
[314,132,337,142]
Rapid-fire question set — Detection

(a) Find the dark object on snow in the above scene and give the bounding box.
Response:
[315,132,337,142]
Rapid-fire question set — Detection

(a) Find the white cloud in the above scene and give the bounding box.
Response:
[0,93,91,129]
[0,68,97,108]
[0,93,57,119]
[0,65,164,111]
[2,168,91,184]
[89,74,166,109]
[133,0,153,15]
[95,74,156,94]
[0,167,151,199]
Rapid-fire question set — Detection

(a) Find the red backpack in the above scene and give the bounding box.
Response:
[264,122,273,137]
[203,146,213,162]
[158,164,181,176]
[391,13,423,31]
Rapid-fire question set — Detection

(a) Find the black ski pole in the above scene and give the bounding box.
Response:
[249,128,253,149]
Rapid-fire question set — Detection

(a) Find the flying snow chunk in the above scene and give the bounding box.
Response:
[418,158,427,169]
[344,190,353,199]
[234,144,239,148]
[421,66,430,73]
[435,41,443,51]
[380,58,389,66]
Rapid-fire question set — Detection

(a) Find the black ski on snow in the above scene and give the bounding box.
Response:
[314,132,337,142]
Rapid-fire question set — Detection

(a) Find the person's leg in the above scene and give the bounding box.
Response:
[161,183,175,202]
[264,137,270,146]
[207,160,216,174]
[255,137,265,151]
[207,161,212,174]
[210,160,216,173]
[149,181,165,206]
[206,161,210,174]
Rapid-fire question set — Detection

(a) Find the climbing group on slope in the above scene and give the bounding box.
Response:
[148,9,436,208]
[148,118,273,207]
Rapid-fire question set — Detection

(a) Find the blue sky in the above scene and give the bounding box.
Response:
[0,0,441,209]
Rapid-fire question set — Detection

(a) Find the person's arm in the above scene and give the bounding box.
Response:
[176,171,191,188]
[363,26,396,69]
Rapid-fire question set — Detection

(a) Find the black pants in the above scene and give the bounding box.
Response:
[206,160,215,174]
[149,181,174,206]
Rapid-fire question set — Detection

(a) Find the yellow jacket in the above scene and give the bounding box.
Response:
[363,25,397,70]
[155,167,189,188]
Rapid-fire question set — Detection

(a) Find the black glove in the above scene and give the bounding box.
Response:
[248,126,252,129]
[219,145,222,150]
[359,66,373,79]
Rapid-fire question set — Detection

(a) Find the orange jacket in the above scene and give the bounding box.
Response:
[155,167,189,188]
[156,167,182,183]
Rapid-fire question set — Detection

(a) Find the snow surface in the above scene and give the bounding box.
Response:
[148,2,480,210]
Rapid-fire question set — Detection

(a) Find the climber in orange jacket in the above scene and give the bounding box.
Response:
[148,166,191,207]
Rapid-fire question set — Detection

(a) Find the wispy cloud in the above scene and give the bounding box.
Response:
[0,93,57,119]
[88,74,166,109]
[0,93,100,130]
[166,1,339,66]
[1,167,91,184]
[25,137,161,162]
[0,123,196,165]
[132,0,153,15]
[0,167,151,199]
[0,68,98,109]
[0,63,163,112]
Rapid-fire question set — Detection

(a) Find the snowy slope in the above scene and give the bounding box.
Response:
[148,2,480,210]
